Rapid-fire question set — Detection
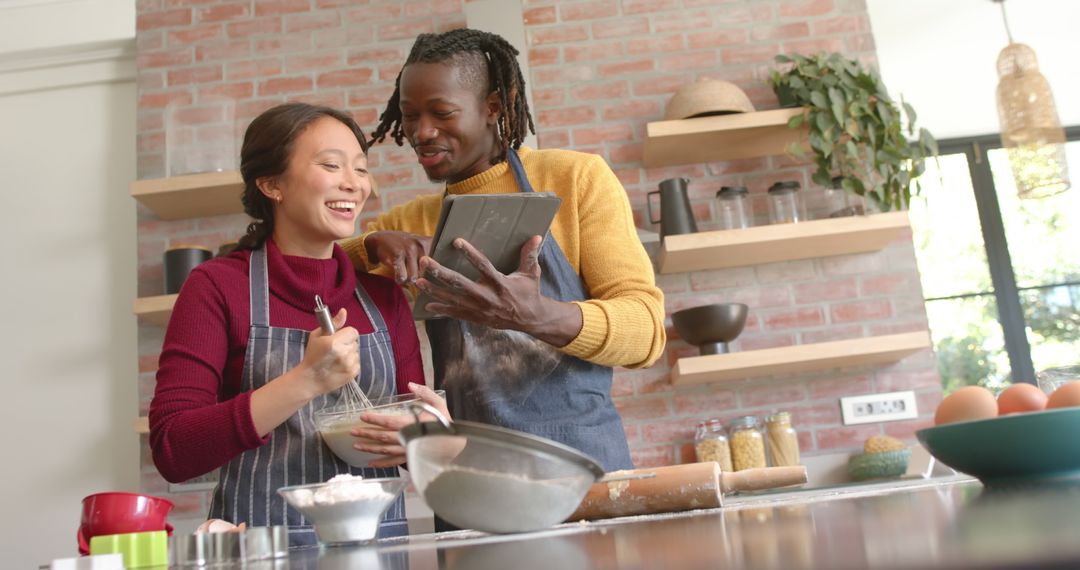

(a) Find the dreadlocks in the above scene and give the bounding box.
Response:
[370,28,535,165]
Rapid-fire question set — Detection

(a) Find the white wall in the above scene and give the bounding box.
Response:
[0,1,136,567]
[868,0,1080,139]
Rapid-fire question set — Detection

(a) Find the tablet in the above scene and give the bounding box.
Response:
[413,192,562,320]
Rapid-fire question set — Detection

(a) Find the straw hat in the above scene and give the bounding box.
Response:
[664,78,755,120]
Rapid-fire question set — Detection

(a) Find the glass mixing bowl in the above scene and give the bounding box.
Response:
[316,391,444,467]
[278,476,407,544]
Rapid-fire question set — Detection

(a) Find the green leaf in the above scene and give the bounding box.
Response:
[787,113,805,128]
[810,91,828,109]
[789,76,804,89]
[845,140,859,159]
[815,111,834,133]
[775,54,792,64]
[830,91,845,125]
[902,97,917,127]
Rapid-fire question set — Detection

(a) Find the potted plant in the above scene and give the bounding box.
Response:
[769,52,938,212]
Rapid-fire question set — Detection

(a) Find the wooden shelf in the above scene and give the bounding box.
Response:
[644,108,808,168]
[657,211,910,274]
[133,294,177,327]
[671,331,932,386]
[135,416,149,434]
[130,170,244,220]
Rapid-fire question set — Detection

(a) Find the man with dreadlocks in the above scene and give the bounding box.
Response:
[343,28,665,477]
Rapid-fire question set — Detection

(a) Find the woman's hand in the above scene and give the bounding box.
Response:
[298,308,360,397]
[365,231,432,285]
[250,308,359,437]
[351,382,450,468]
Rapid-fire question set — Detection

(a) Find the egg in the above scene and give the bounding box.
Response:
[934,385,998,425]
[1047,381,1080,409]
[996,382,1048,415]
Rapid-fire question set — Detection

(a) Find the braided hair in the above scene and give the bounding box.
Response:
[370,28,535,165]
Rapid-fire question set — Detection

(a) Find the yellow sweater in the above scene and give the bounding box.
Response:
[341,146,665,369]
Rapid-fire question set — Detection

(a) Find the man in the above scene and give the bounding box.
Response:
[346,28,665,473]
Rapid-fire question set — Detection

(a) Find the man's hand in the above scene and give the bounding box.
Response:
[364,231,431,284]
[415,236,583,347]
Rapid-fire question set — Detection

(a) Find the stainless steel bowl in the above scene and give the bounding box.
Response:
[399,405,605,534]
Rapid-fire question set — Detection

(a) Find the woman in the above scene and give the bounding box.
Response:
[149,102,444,545]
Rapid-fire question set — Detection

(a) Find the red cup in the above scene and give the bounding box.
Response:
[77,492,174,555]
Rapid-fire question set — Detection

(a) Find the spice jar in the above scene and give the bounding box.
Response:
[715,186,752,230]
[765,411,801,467]
[694,418,733,472]
[767,181,805,224]
[729,415,766,470]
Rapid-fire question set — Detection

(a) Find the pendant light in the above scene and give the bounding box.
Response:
[993,0,1070,198]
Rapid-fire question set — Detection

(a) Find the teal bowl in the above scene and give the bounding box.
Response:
[916,407,1080,486]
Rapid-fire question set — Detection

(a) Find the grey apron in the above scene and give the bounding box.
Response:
[426,149,634,473]
[207,246,407,547]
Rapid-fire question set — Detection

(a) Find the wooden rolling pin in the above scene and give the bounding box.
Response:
[567,462,807,521]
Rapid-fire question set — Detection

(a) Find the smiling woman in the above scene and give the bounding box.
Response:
[148,103,447,546]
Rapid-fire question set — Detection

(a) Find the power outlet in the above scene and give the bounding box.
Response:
[840,390,919,425]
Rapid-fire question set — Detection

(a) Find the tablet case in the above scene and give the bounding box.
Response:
[413,192,562,320]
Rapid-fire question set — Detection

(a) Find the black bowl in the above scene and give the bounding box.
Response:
[671,303,749,355]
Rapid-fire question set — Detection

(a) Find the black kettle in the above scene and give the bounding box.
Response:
[647,177,698,239]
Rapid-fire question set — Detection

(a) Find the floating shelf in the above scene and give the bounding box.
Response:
[644,108,808,168]
[671,331,932,386]
[135,416,149,434]
[133,294,177,327]
[657,211,910,274]
[131,170,244,220]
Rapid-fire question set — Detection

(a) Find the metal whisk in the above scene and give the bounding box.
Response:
[314,295,373,411]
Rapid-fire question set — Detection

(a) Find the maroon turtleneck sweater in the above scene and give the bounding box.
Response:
[149,239,422,483]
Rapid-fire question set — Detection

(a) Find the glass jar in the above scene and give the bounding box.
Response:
[694,418,733,472]
[823,176,866,218]
[165,94,237,177]
[729,415,766,470]
[715,186,752,230]
[767,181,805,224]
[765,411,801,467]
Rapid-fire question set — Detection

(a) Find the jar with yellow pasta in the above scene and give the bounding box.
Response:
[694,418,733,472]
[765,411,801,467]
[729,415,767,471]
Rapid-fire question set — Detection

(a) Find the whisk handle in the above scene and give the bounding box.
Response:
[314,295,335,334]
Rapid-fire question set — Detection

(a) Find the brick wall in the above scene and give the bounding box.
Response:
[133,0,940,517]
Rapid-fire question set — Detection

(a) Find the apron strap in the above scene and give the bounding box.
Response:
[506,149,534,194]
[352,277,389,332]
[248,247,271,328]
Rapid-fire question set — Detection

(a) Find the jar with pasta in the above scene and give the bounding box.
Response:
[694,418,733,472]
[729,415,766,470]
[765,411,801,467]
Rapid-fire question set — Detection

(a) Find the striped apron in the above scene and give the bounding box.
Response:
[207,246,407,546]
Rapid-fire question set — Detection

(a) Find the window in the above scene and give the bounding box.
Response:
[909,128,1080,392]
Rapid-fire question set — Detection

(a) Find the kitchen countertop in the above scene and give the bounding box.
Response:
[202,476,1080,569]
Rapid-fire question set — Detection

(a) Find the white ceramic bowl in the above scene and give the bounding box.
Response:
[316,391,444,467]
[277,477,406,544]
